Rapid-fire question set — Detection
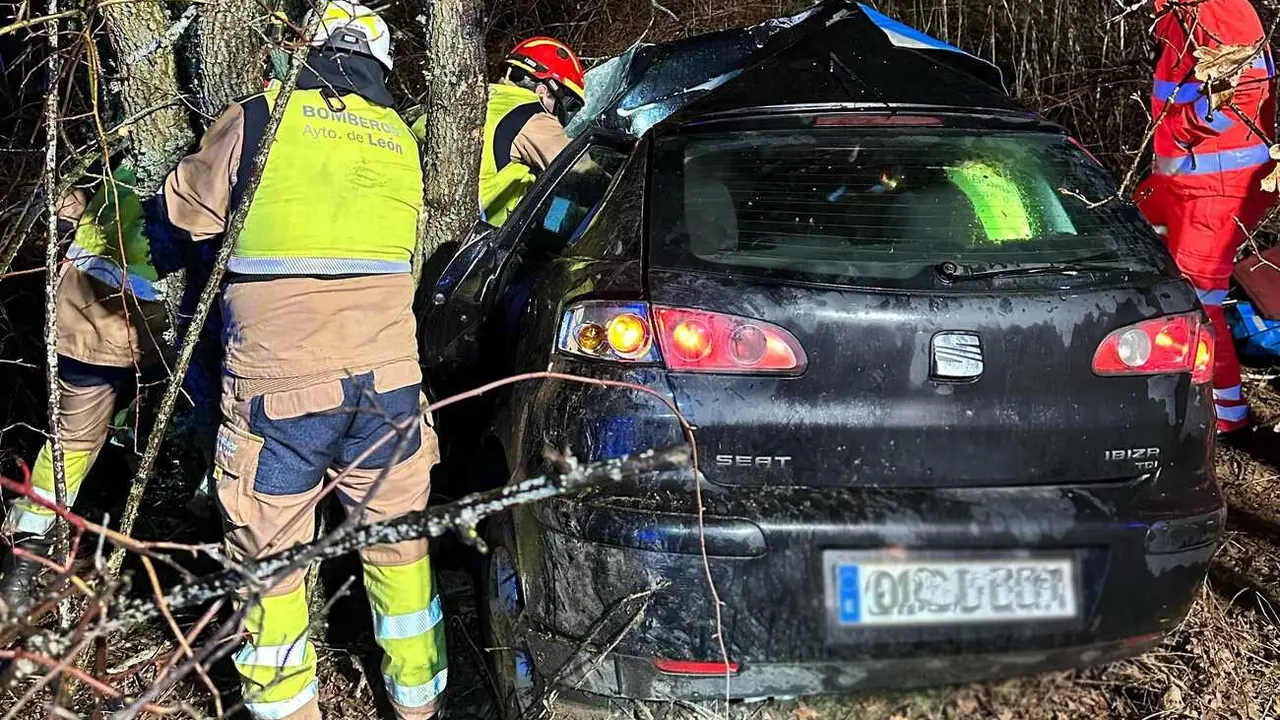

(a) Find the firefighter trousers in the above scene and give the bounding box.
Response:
[1137,185,1277,431]
[213,360,445,720]
[5,357,147,536]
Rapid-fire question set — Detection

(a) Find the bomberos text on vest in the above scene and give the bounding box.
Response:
[301,102,407,156]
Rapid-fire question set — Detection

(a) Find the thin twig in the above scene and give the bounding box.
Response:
[138,556,223,716]
[0,148,111,278]
[0,650,172,714]
[0,8,78,37]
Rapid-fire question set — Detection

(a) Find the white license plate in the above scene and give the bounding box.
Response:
[826,555,1078,627]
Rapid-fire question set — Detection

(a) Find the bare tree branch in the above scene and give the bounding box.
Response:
[0,443,690,683]
[39,0,70,602]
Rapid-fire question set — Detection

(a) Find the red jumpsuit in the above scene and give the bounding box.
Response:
[1136,0,1277,433]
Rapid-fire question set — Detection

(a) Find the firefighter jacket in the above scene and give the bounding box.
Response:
[55,169,168,369]
[1151,0,1277,197]
[478,82,571,226]
[147,50,422,382]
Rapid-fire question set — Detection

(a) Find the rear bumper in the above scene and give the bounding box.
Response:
[526,629,1162,700]
[514,474,1223,701]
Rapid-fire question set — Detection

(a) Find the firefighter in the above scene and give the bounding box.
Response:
[0,165,170,603]
[477,37,586,226]
[144,3,444,718]
[1135,0,1277,434]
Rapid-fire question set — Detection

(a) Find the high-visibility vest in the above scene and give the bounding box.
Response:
[945,161,1034,242]
[67,165,160,300]
[478,83,546,227]
[1151,0,1276,197]
[232,88,422,275]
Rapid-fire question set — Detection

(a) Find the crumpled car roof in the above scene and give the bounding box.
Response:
[566,0,1016,139]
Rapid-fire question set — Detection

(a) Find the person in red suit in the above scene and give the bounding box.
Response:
[1135,0,1278,434]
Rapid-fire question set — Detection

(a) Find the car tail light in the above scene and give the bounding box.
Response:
[557,301,660,362]
[1092,313,1214,384]
[654,659,739,676]
[556,301,807,374]
[654,306,807,374]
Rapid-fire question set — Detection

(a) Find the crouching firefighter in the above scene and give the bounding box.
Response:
[476,37,585,226]
[1135,0,1278,433]
[1,164,169,604]
[144,3,445,718]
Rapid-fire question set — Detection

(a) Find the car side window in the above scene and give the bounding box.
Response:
[520,145,629,257]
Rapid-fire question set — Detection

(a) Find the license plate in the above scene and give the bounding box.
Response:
[826,554,1078,627]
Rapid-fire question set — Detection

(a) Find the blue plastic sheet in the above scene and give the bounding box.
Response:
[1227,300,1280,361]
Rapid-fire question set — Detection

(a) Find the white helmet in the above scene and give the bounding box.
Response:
[307,1,393,71]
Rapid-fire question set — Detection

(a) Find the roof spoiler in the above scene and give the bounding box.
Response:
[856,3,1007,92]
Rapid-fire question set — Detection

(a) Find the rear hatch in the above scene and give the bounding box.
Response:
[644,116,1207,489]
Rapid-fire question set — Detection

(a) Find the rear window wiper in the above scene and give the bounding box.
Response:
[935,259,1132,283]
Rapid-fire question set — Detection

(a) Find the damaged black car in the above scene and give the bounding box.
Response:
[420,0,1225,713]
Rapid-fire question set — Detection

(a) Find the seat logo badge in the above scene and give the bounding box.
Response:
[931,332,983,380]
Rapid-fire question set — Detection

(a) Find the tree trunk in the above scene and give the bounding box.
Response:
[99,3,195,193]
[192,0,264,121]
[415,0,486,280]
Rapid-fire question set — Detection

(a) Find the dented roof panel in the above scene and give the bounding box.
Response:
[567,0,1017,139]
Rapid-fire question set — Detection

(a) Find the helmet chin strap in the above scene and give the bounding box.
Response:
[547,82,583,126]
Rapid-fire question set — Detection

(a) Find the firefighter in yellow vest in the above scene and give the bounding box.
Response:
[144,3,443,718]
[478,37,586,226]
[0,165,170,603]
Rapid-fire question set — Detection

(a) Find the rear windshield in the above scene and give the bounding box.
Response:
[648,128,1169,289]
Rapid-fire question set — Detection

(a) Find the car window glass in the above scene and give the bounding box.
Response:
[522,145,628,257]
[649,129,1170,290]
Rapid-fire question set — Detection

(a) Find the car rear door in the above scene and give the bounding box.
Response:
[643,118,1212,490]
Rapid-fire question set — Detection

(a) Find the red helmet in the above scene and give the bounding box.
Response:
[504,37,586,101]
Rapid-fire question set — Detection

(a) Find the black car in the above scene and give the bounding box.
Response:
[420,1,1225,713]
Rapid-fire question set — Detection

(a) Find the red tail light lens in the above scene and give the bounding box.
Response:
[654,306,807,374]
[556,301,807,374]
[1092,313,1214,384]
[654,659,740,676]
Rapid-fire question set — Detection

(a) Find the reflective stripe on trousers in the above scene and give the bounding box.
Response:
[245,680,318,720]
[364,555,449,711]
[385,668,448,709]
[237,584,320,720]
[1214,383,1249,422]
